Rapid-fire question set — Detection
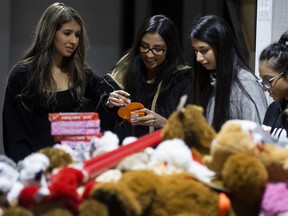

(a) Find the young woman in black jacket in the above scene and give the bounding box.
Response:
[98,15,193,142]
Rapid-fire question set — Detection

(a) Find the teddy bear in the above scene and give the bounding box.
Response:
[81,170,236,216]
[0,104,280,216]
[2,206,34,216]
[221,153,268,216]
[159,106,272,215]
[203,119,288,182]
[161,104,216,159]
[194,119,288,215]
[2,206,74,216]
[77,136,268,216]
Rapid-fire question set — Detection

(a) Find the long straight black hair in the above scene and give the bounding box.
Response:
[190,15,257,131]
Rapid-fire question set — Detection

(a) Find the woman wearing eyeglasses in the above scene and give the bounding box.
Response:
[97,15,192,141]
[190,15,267,132]
[259,31,288,144]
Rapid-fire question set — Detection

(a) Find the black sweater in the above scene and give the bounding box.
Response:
[2,66,101,162]
[263,99,288,143]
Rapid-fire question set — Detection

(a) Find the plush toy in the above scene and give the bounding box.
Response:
[198,119,288,215]
[114,138,216,184]
[81,134,269,216]
[17,166,85,215]
[37,147,74,173]
[84,170,236,216]
[2,107,285,216]
[221,153,268,216]
[159,106,273,215]
[161,104,216,158]
[260,182,288,215]
[203,119,288,182]
[2,206,33,216]
[79,198,109,216]
[0,155,19,207]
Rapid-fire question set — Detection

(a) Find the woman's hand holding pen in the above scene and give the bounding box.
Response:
[106,90,131,108]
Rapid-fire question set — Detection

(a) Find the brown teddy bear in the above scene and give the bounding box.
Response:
[160,106,270,216]
[198,119,288,215]
[81,170,236,216]
[221,153,268,216]
[161,104,216,159]
[79,152,268,216]
[1,105,274,216]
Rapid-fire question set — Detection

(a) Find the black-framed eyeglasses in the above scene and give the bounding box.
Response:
[139,44,166,56]
[258,72,284,90]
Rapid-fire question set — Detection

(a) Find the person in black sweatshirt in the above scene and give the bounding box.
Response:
[2,2,101,162]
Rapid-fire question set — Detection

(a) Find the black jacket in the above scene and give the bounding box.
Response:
[97,65,193,142]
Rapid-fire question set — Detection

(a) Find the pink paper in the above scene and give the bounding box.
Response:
[51,127,101,135]
[51,120,100,129]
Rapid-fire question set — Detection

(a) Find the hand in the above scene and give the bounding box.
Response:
[106,90,130,108]
[130,108,167,128]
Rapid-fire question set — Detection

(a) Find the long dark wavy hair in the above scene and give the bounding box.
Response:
[190,15,258,131]
[13,2,89,111]
[112,14,188,115]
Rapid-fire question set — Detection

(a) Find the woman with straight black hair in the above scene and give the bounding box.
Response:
[98,14,193,141]
[190,15,267,131]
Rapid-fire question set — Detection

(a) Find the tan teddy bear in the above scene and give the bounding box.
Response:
[203,119,288,182]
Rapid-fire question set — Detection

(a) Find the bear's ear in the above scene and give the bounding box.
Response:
[161,110,185,141]
[181,104,216,155]
[90,182,142,216]
[89,171,159,216]
[221,153,268,216]
[79,199,109,216]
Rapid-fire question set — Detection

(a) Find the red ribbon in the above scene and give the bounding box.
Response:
[83,129,162,179]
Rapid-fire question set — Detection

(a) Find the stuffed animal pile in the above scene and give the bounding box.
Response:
[0,104,287,215]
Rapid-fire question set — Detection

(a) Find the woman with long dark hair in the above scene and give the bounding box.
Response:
[190,15,267,131]
[98,14,192,141]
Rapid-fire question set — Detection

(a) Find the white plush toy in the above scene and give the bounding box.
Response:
[116,138,215,183]
[0,156,19,205]
[148,138,215,180]
[91,131,119,157]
